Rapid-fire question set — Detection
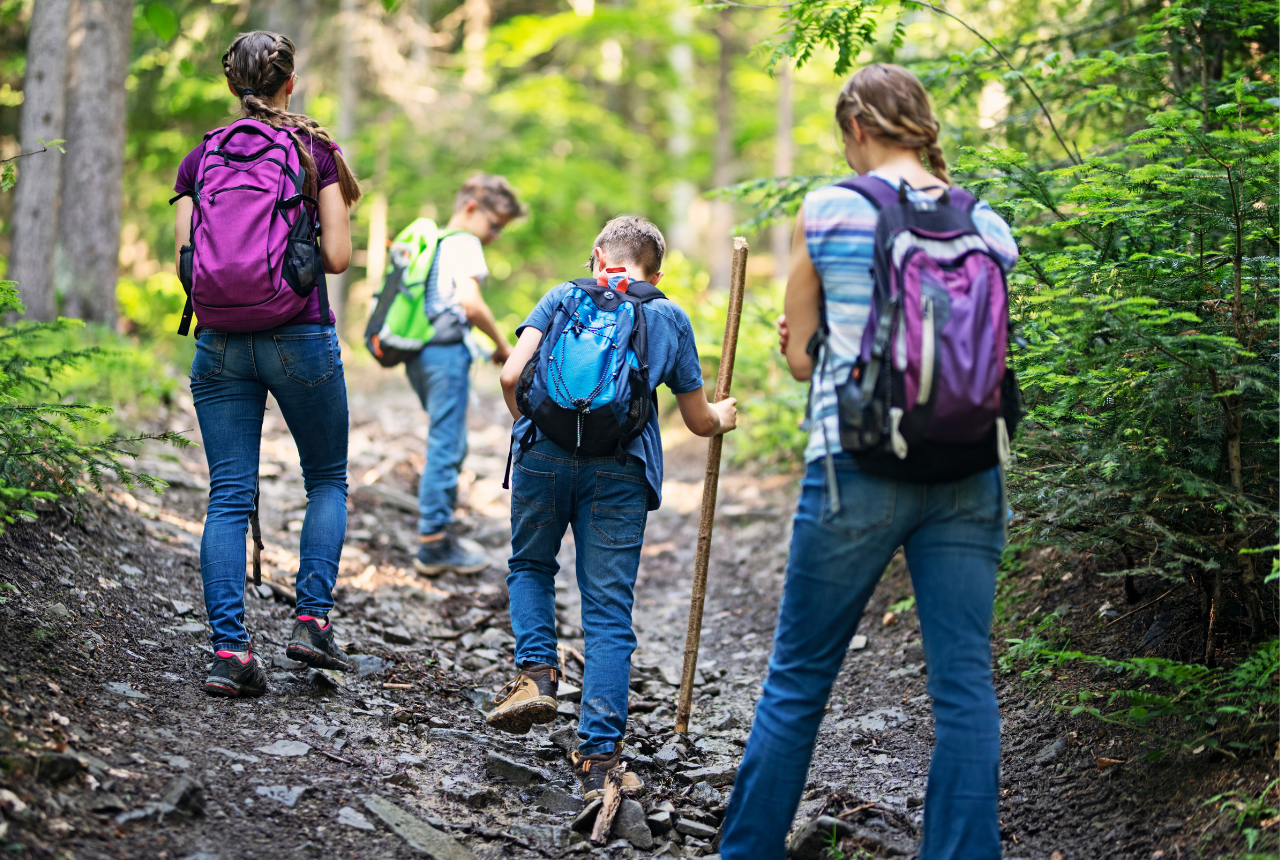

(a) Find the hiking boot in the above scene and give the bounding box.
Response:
[485,663,559,734]
[204,650,268,698]
[285,617,352,671]
[570,743,645,801]
[413,533,489,576]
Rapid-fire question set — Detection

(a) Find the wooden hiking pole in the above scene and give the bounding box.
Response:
[675,237,748,734]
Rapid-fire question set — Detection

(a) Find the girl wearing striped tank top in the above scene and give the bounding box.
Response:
[720,65,1017,860]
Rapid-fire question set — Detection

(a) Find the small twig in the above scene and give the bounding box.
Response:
[318,750,355,765]
[1103,588,1176,628]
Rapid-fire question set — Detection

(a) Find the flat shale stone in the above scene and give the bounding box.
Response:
[362,794,475,859]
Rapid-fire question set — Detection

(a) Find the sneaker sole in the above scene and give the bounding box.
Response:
[203,678,266,698]
[286,643,352,672]
[485,698,558,735]
[413,558,490,576]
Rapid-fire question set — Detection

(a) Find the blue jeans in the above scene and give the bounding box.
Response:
[506,439,649,755]
[405,342,472,535]
[719,456,1004,860]
[189,324,349,650]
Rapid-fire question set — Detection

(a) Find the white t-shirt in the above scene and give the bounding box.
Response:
[424,232,489,343]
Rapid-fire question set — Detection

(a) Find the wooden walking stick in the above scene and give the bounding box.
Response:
[675,237,748,735]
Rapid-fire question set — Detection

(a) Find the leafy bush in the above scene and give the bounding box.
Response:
[1033,639,1279,758]
[0,281,188,530]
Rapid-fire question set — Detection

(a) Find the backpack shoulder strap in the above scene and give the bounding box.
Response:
[623,281,667,303]
[834,174,899,210]
[943,185,978,211]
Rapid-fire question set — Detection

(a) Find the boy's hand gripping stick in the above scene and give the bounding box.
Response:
[675,237,748,735]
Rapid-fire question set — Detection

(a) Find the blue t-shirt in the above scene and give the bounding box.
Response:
[513,274,705,510]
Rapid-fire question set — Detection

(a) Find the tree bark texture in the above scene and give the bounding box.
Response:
[58,0,135,326]
[771,59,793,284]
[10,0,72,321]
[665,7,695,255]
[708,11,734,291]
[329,0,359,330]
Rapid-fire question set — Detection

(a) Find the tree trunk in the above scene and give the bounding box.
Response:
[329,0,359,331]
[462,0,490,91]
[709,10,734,291]
[665,7,695,256]
[771,59,793,284]
[264,0,318,112]
[10,0,72,321]
[58,0,134,326]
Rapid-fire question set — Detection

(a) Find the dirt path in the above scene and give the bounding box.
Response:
[0,355,1240,860]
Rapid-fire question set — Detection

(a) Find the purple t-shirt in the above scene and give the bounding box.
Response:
[175,128,342,327]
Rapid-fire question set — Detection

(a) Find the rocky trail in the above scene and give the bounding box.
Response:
[0,359,1257,860]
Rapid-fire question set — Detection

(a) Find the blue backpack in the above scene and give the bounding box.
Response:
[510,276,666,470]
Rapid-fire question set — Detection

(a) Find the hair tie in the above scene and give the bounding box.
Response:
[240,87,258,98]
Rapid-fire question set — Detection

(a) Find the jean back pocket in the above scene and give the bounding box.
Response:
[190,330,227,381]
[274,331,336,386]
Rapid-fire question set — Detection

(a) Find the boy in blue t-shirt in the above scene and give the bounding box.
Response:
[490,216,739,800]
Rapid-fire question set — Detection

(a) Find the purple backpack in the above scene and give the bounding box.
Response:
[171,118,325,335]
[823,175,1022,484]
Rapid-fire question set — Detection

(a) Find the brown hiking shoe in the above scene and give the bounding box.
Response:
[485,663,559,734]
[569,743,645,801]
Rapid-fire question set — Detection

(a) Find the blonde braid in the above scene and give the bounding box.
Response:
[835,64,950,185]
[219,30,362,206]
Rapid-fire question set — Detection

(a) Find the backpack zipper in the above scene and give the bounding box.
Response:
[917,296,935,405]
[208,184,270,203]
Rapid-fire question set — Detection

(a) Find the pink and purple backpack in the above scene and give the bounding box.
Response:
[821,175,1023,484]
[171,118,325,335]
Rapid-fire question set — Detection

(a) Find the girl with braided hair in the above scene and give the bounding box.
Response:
[719,64,1019,860]
[172,31,362,697]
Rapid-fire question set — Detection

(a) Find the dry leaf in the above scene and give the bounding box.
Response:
[1050,852,1065,860]
[1095,757,1125,771]
[882,611,898,626]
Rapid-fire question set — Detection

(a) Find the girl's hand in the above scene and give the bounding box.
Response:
[777,314,790,355]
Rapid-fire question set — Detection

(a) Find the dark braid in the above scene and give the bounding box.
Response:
[221,31,363,207]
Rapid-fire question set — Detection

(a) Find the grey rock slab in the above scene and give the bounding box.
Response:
[534,786,582,815]
[549,726,578,754]
[690,782,724,805]
[886,663,925,679]
[509,823,572,852]
[1034,736,1067,765]
[674,817,718,840]
[654,746,682,770]
[615,798,654,849]
[788,817,854,860]
[479,627,514,648]
[439,776,497,809]
[209,747,260,764]
[850,634,868,650]
[381,625,415,646]
[103,682,148,699]
[646,808,673,835]
[179,854,222,860]
[255,785,311,807]
[169,599,195,616]
[34,752,86,784]
[271,654,306,670]
[255,740,311,757]
[165,755,192,770]
[557,683,582,702]
[162,775,204,814]
[678,763,737,787]
[361,794,476,859]
[571,798,603,833]
[172,622,207,635]
[337,806,375,831]
[48,602,71,619]
[846,706,907,733]
[484,751,547,786]
[349,655,393,677]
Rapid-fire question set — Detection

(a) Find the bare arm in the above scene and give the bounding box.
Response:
[783,204,822,382]
[499,327,543,419]
[676,390,738,438]
[173,197,193,269]
[318,183,351,274]
[456,276,512,364]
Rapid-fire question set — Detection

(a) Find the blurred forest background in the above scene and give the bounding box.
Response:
[0,0,1276,807]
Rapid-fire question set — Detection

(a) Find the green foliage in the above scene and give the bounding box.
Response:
[1034,639,1279,757]
[0,281,190,531]
[1203,778,1279,856]
[958,3,1279,638]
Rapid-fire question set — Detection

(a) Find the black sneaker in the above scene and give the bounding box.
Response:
[285,618,352,671]
[204,651,268,698]
[413,534,489,576]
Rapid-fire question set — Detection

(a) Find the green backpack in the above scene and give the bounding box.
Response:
[363,219,462,367]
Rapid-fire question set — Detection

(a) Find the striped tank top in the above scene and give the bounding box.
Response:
[803,170,1020,464]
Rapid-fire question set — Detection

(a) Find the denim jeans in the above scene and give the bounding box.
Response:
[719,455,1005,860]
[189,324,349,650]
[506,439,649,755]
[405,342,472,535]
